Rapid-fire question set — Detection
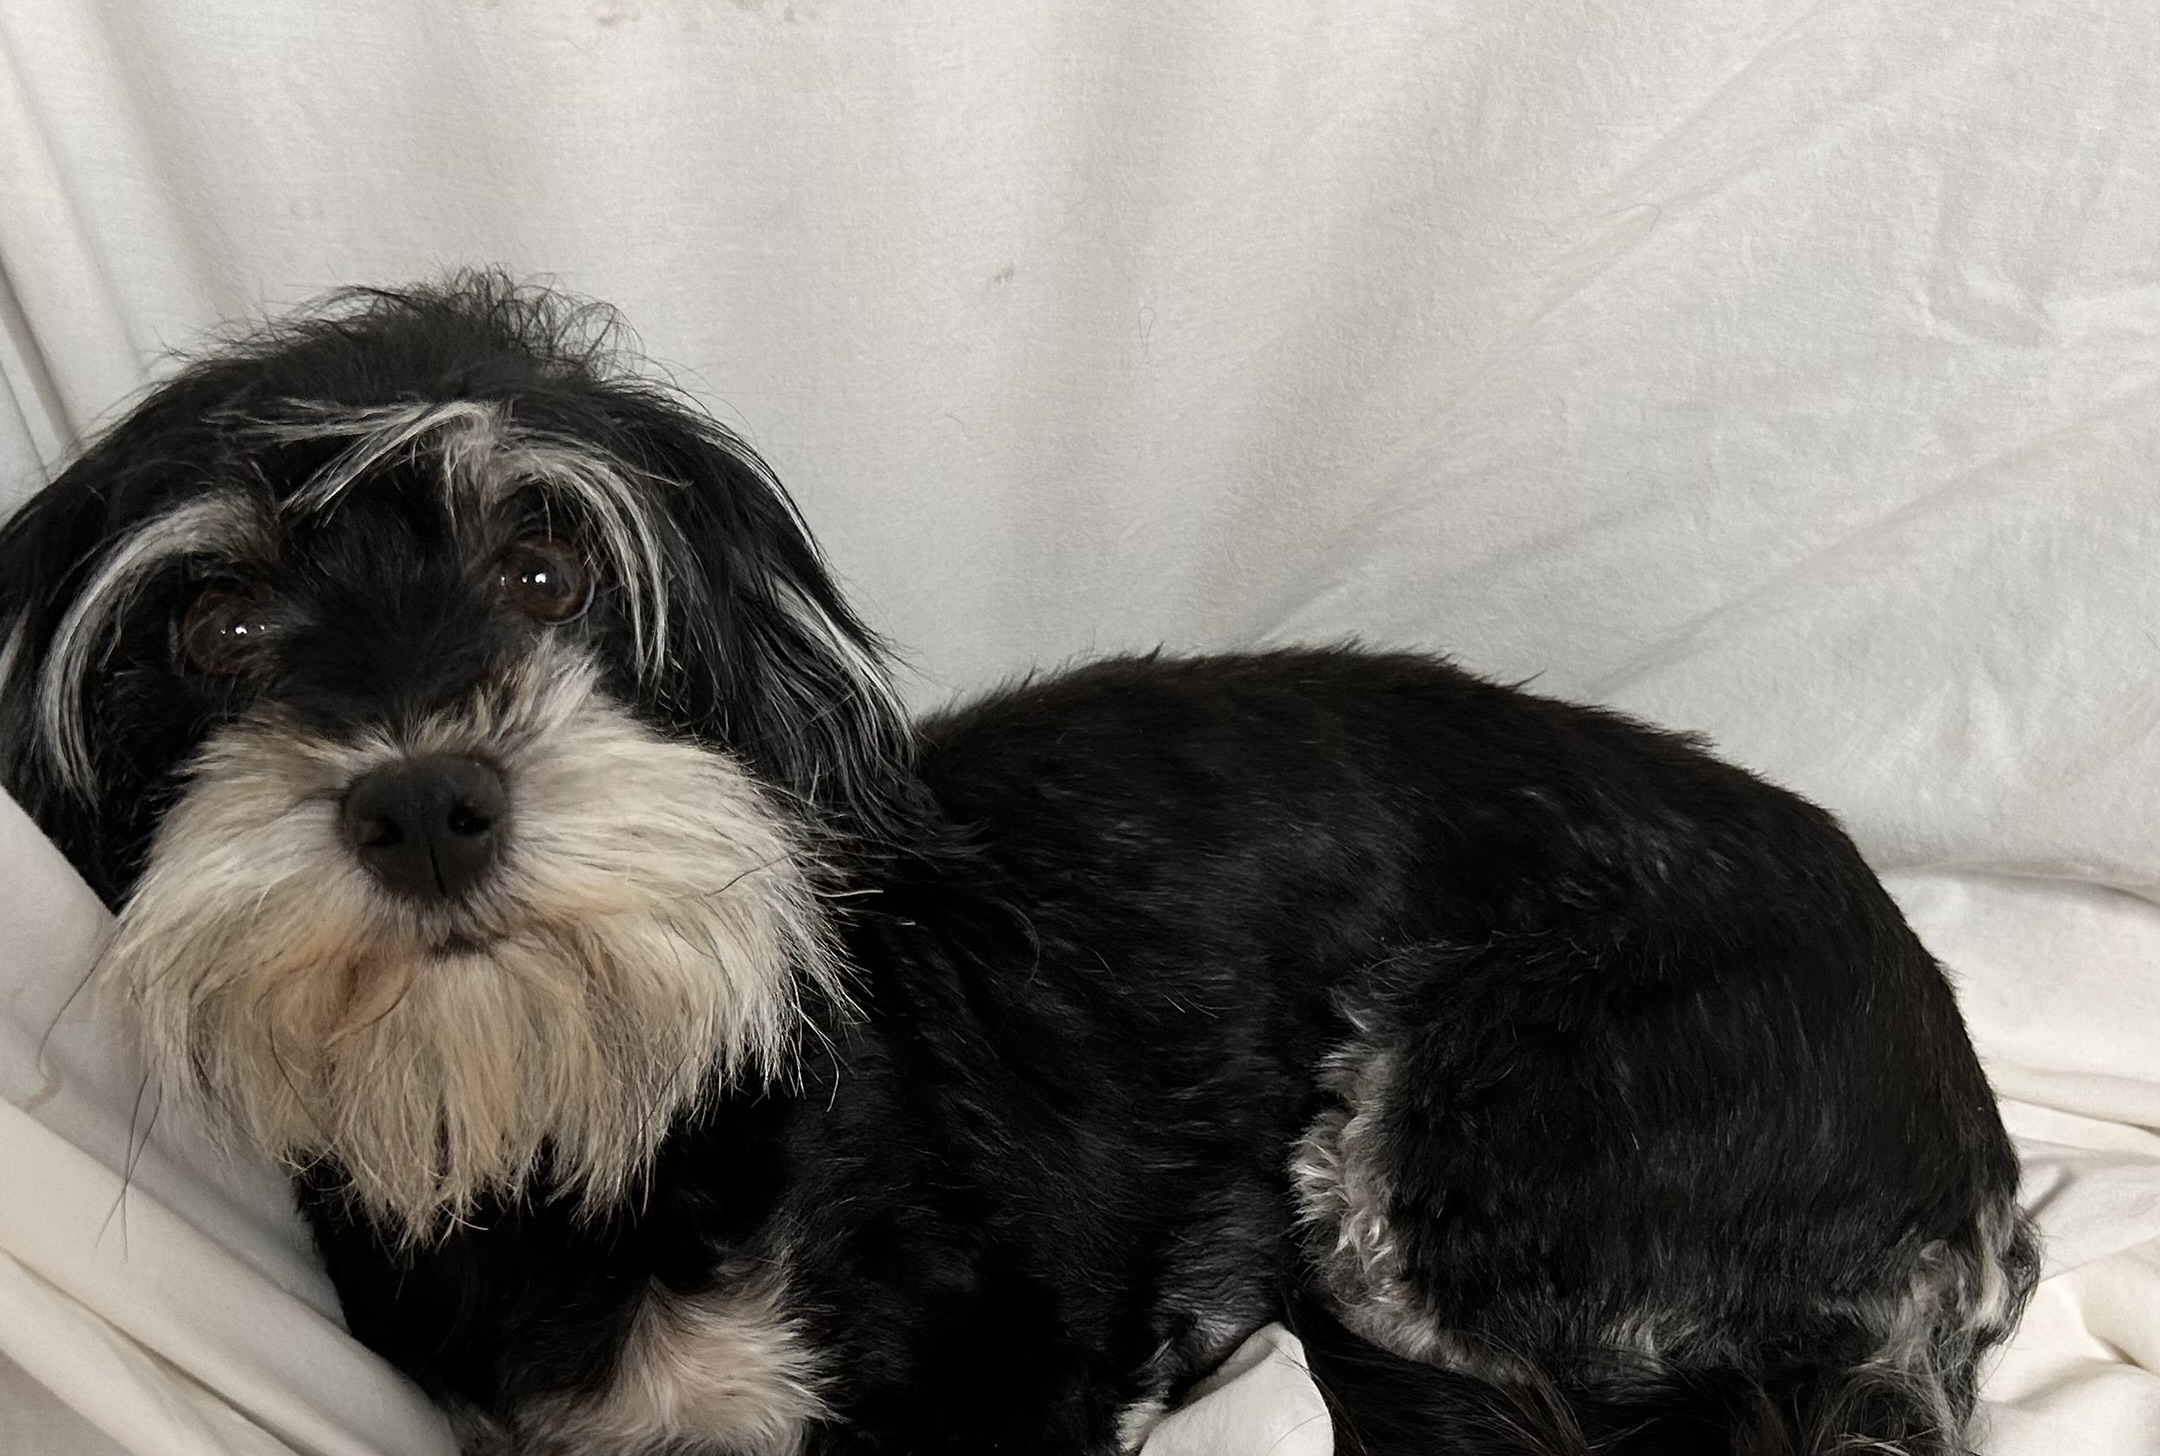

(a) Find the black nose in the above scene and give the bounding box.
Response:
[341,755,508,902]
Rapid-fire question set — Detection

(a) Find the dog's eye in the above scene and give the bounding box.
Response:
[178,589,275,676]
[498,536,591,623]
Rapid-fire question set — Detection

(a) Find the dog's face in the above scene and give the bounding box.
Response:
[0,281,900,1240]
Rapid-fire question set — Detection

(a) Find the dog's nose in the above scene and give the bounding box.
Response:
[341,756,508,902]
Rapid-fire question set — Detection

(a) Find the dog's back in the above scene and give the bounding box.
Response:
[905,649,2036,1455]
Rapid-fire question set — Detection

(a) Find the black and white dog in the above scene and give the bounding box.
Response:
[0,278,2033,1456]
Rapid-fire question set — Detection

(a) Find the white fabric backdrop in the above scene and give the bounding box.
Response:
[0,1,2152,1452]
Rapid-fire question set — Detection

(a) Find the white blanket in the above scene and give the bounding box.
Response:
[0,0,2152,1451]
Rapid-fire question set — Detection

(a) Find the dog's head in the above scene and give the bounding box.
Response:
[0,277,903,1239]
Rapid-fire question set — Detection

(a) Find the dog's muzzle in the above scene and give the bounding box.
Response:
[341,754,507,901]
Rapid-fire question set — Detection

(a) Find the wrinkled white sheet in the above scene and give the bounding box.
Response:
[0,0,2152,1451]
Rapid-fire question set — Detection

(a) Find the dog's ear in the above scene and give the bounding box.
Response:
[0,469,113,806]
[595,390,915,836]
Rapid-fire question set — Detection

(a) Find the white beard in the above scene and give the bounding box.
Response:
[101,641,841,1243]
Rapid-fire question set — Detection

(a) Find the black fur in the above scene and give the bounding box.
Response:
[0,276,2033,1455]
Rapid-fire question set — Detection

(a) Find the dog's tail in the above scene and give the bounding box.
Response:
[1291,1301,1990,1456]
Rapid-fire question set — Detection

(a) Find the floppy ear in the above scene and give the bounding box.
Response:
[0,465,129,879]
[597,390,917,837]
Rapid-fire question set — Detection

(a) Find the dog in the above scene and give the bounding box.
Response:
[0,276,2034,1456]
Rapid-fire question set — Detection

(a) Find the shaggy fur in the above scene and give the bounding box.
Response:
[105,638,838,1233]
[0,276,2034,1455]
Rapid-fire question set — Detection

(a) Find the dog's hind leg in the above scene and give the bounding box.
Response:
[1290,933,2034,1456]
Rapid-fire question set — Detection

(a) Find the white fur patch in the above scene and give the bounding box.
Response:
[536,1265,827,1456]
[100,639,842,1241]
[1115,1395,1169,1453]
[1291,1034,1453,1363]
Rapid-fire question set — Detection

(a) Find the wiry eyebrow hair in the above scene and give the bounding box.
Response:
[246,399,673,679]
[37,491,272,789]
[21,398,683,795]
